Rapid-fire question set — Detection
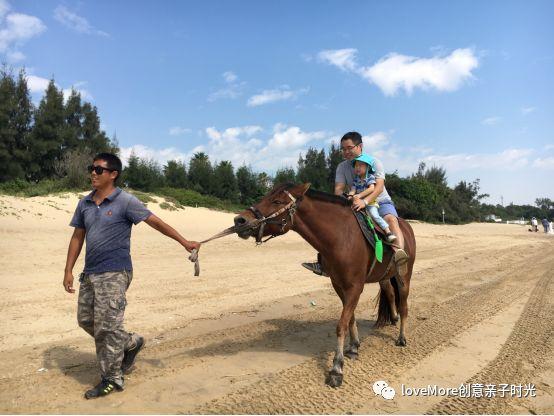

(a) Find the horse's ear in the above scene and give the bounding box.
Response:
[292,182,311,197]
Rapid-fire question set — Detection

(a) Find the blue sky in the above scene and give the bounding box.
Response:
[1,0,553,205]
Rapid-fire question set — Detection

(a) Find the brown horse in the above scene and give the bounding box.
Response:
[233,183,416,388]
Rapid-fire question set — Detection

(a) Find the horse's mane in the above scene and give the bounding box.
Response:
[274,183,349,207]
[306,189,349,206]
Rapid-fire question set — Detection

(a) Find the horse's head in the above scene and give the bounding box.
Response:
[234,182,311,243]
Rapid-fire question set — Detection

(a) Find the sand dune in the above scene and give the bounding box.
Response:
[0,193,552,414]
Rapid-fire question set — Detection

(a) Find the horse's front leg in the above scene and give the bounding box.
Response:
[344,313,360,360]
[326,285,362,388]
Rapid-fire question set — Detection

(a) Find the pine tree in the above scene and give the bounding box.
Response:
[29,79,65,180]
[273,167,296,186]
[81,103,117,155]
[326,143,342,192]
[213,160,238,201]
[188,152,214,194]
[13,69,33,179]
[164,160,187,188]
[236,165,259,205]
[0,66,18,181]
[62,88,83,152]
[297,147,328,191]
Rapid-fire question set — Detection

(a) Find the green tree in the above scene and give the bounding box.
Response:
[188,152,214,194]
[29,79,65,180]
[122,153,164,191]
[164,160,187,188]
[81,102,117,154]
[236,165,263,205]
[0,66,18,181]
[297,147,327,190]
[213,160,238,201]
[62,88,83,152]
[13,69,33,178]
[326,143,342,192]
[274,167,296,186]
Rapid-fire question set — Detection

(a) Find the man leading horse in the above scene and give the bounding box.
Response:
[302,131,409,278]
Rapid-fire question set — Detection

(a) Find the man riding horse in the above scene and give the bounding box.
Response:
[302,131,409,278]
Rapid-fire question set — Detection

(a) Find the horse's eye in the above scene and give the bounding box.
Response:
[272,200,282,205]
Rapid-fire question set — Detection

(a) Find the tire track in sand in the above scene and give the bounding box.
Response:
[196,256,553,414]
[429,269,553,415]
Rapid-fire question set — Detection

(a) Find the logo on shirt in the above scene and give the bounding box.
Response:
[106,210,113,216]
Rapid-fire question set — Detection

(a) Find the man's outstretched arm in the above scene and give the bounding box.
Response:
[64,228,85,293]
[144,214,201,253]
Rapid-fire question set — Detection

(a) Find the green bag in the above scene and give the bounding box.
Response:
[364,214,383,263]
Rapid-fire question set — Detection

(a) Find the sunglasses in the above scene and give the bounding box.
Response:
[341,144,360,152]
[87,165,115,175]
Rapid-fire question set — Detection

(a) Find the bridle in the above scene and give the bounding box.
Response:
[247,190,299,244]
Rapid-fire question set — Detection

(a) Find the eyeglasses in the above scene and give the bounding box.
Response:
[341,144,360,152]
[87,165,115,175]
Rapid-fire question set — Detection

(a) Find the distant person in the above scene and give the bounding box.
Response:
[63,153,200,399]
[302,131,409,277]
[531,217,538,232]
[347,154,396,243]
[542,218,550,233]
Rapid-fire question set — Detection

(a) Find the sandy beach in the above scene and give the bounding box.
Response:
[0,193,552,414]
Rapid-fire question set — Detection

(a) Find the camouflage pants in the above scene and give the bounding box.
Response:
[77,270,139,388]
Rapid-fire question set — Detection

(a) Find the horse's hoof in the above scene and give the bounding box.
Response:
[344,349,358,360]
[326,371,343,388]
[395,336,407,347]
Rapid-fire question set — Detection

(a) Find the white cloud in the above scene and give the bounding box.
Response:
[362,131,389,150]
[318,48,358,71]
[120,144,203,167]
[0,2,46,59]
[207,71,245,102]
[169,126,191,136]
[532,157,554,170]
[223,71,237,83]
[25,75,93,102]
[481,116,501,125]
[0,0,10,19]
[26,74,50,93]
[247,85,309,107]
[53,5,108,37]
[521,106,536,115]
[6,49,23,61]
[318,47,479,96]
[267,123,325,149]
[421,148,533,172]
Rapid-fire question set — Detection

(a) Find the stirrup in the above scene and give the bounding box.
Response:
[301,262,329,277]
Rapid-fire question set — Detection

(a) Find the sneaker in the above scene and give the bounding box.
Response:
[301,262,329,277]
[394,249,409,277]
[121,335,145,374]
[84,378,122,399]
[386,233,397,243]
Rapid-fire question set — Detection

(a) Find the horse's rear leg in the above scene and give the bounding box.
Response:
[326,284,363,388]
[379,279,399,324]
[396,283,410,346]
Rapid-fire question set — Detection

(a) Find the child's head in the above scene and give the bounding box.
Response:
[354,160,368,178]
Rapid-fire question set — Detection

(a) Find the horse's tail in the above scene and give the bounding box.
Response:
[374,277,400,328]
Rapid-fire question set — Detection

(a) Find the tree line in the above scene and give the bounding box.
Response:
[0,66,117,185]
[1,67,551,223]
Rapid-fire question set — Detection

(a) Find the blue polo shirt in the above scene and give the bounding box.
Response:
[70,188,152,274]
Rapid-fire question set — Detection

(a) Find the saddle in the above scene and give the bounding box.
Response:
[353,210,403,286]
[353,211,391,250]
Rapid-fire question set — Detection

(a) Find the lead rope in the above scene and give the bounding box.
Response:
[187,226,238,276]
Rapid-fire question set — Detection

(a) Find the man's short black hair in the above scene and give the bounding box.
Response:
[340,131,363,145]
[93,153,122,183]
